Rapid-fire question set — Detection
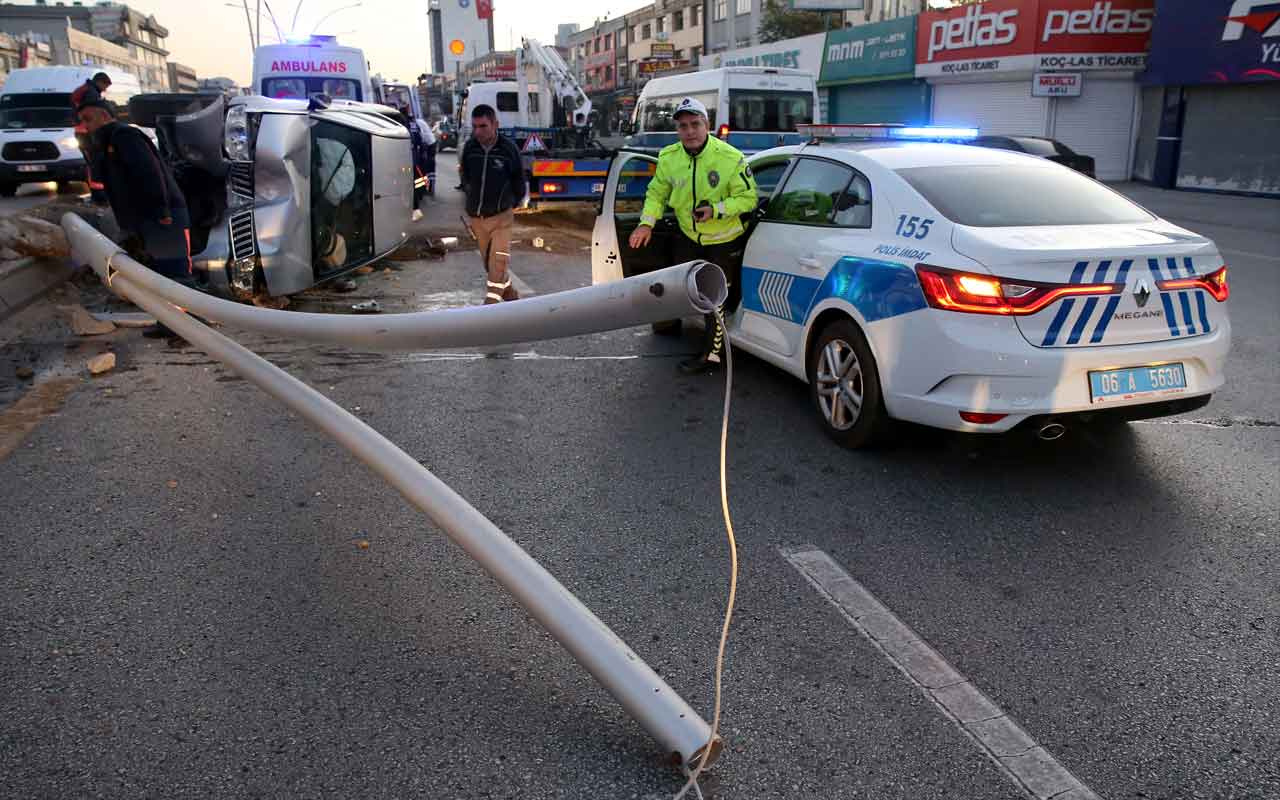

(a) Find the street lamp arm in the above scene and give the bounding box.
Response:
[310,2,363,35]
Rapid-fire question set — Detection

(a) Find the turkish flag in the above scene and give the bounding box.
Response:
[476,0,493,20]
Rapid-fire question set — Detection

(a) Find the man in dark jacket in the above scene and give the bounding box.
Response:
[459,104,526,304]
[78,101,193,338]
[70,73,112,201]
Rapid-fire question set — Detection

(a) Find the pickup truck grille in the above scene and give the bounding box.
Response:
[2,141,60,161]
[228,209,256,261]
[229,160,254,198]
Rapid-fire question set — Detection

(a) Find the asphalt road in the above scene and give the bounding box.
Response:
[0,185,1275,799]
[0,181,61,217]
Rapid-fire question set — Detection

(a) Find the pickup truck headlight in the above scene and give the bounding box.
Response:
[224,104,255,161]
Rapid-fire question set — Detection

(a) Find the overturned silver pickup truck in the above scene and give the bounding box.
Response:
[130,92,412,299]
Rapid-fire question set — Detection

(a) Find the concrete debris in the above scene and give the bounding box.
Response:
[251,295,290,310]
[86,352,116,375]
[0,247,21,261]
[6,216,71,260]
[90,312,156,328]
[59,304,116,336]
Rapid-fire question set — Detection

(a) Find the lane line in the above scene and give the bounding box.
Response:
[780,545,1102,800]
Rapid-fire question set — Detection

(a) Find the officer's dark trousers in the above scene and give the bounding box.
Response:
[125,210,194,286]
[671,235,745,358]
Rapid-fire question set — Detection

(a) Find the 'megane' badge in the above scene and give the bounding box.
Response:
[707,170,720,188]
[743,164,752,179]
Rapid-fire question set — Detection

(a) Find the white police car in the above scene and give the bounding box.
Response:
[591,124,1230,447]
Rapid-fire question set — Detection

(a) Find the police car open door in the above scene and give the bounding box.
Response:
[591,150,679,285]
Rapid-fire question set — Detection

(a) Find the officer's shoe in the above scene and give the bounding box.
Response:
[677,352,722,374]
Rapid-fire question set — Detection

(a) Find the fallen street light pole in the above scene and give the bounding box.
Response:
[62,214,726,770]
[61,215,726,351]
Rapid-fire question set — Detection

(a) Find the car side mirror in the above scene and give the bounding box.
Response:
[308,93,332,111]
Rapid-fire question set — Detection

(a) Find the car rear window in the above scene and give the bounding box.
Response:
[896,164,1153,227]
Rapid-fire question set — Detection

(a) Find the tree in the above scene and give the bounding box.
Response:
[757,0,842,44]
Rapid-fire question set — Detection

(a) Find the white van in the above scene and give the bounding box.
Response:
[0,65,142,196]
[628,67,818,153]
[252,37,372,103]
[459,81,550,130]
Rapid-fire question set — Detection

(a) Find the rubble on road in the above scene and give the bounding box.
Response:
[86,352,116,375]
[58,304,116,336]
[0,216,71,260]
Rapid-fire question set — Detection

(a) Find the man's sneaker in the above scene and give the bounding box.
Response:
[677,352,722,374]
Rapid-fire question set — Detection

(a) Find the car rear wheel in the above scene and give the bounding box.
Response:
[807,318,891,448]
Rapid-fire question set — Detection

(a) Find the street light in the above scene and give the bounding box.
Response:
[310,2,363,35]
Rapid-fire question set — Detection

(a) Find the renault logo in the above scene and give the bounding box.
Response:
[1134,279,1152,308]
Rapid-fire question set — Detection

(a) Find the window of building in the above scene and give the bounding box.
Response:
[594,38,600,54]
[691,6,700,26]
[713,0,727,22]
[736,0,751,14]
[605,34,612,50]
[642,23,651,39]
[673,9,684,31]
[691,46,702,64]
[605,65,613,83]
[656,16,664,33]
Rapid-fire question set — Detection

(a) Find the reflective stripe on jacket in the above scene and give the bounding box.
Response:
[639,135,757,246]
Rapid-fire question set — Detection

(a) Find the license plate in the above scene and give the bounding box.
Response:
[16,165,46,173]
[1088,363,1187,404]
[591,182,605,193]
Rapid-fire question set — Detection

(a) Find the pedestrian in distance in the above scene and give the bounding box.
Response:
[77,100,194,341]
[459,104,526,305]
[401,104,435,221]
[70,72,112,202]
[629,96,757,373]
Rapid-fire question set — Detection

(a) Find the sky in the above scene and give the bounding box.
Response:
[132,0,625,86]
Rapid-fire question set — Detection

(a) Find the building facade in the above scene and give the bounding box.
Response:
[167,62,197,93]
[626,0,703,86]
[819,16,928,126]
[0,2,172,92]
[916,0,1155,182]
[0,31,52,80]
[1135,0,1279,196]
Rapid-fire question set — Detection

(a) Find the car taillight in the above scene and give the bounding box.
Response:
[1157,264,1229,302]
[717,124,730,138]
[959,411,1008,424]
[915,265,1121,316]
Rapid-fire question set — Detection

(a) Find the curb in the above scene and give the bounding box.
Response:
[0,257,79,323]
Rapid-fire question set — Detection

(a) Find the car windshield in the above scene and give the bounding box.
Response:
[0,93,76,129]
[896,164,1154,227]
[263,77,362,101]
[727,89,813,132]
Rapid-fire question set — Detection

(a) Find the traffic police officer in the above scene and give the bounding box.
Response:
[629,97,757,373]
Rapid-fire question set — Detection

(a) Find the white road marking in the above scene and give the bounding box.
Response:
[508,270,536,298]
[781,545,1103,800]
[1218,247,1280,263]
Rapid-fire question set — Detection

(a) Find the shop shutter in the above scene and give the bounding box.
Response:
[931,81,1048,137]
[1051,78,1138,181]
[1130,86,1162,182]
[828,81,930,125]
[1178,84,1280,196]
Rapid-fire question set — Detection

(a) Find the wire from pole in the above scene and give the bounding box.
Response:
[673,310,738,800]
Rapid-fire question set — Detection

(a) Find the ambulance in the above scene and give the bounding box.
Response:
[251,36,371,103]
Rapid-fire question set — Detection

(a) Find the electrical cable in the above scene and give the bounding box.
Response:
[673,310,738,800]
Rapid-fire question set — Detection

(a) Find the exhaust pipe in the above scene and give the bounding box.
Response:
[1037,421,1067,441]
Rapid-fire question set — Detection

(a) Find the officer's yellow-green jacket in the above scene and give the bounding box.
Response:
[639,135,758,246]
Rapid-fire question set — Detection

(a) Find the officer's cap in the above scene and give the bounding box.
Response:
[672,97,708,120]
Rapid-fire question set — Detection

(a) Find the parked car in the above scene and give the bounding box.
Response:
[433,118,458,151]
[128,91,412,300]
[969,135,1096,178]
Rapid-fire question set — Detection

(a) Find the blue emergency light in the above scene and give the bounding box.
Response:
[798,123,979,143]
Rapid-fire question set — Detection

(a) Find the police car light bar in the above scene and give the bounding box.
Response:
[798,123,979,142]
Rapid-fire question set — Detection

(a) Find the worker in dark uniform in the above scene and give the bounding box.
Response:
[460,104,526,304]
[78,100,193,339]
[70,72,111,201]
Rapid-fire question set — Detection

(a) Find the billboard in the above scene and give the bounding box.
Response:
[436,0,493,75]
[700,31,827,73]
[1144,0,1280,84]
[819,15,916,85]
[915,0,1154,77]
